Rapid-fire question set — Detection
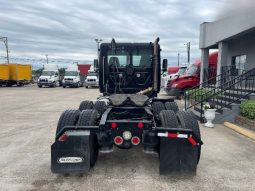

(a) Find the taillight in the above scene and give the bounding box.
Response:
[114,136,123,145]
[137,122,143,129]
[131,136,140,146]
[58,133,69,142]
[111,122,117,129]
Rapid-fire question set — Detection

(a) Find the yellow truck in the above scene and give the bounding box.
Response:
[0,63,32,86]
[0,64,9,86]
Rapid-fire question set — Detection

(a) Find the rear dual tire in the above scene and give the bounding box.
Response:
[79,101,94,111]
[165,102,179,113]
[56,109,80,136]
[79,100,107,116]
[176,111,201,164]
[76,109,99,166]
[152,102,165,117]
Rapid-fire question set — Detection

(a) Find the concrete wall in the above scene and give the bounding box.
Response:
[200,10,255,49]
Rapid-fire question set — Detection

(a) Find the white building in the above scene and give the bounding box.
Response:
[199,10,255,82]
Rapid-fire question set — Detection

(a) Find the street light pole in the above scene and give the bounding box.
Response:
[184,42,190,65]
[177,53,180,67]
[95,38,102,61]
[45,54,48,64]
[0,36,10,64]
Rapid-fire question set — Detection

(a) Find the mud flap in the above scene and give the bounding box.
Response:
[159,138,198,175]
[51,133,90,174]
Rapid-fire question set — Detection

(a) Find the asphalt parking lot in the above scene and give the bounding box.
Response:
[0,85,255,191]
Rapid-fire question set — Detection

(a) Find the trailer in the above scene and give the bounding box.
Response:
[0,64,9,86]
[51,38,202,175]
[1,64,32,86]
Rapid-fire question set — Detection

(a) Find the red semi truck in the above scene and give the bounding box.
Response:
[165,52,218,97]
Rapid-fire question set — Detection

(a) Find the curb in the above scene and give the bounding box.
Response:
[224,122,255,141]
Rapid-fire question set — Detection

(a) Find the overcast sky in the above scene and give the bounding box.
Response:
[0,0,253,68]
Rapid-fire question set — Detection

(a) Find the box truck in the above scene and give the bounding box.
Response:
[0,64,31,86]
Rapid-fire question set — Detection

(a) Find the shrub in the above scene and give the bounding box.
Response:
[187,88,222,102]
[240,100,255,120]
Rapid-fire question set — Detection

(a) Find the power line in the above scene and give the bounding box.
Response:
[0,55,88,63]
[0,36,9,64]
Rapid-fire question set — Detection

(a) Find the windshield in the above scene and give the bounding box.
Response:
[132,49,152,67]
[87,72,97,76]
[179,67,187,75]
[65,71,78,76]
[107,48,152,67]
[185,65,198,75]
[42,71,55,76]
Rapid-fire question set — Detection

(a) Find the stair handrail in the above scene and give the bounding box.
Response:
[184,66,239,110]
[185,67,255,110]
[189,66,235,92]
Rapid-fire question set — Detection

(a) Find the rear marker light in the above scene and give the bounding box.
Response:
[58,133,69,142]
[114,136,123,145]
[188,136,197,146]
[111,122,117,129]
[131,136,140,146]
[137,122,144,129]
[167,133,178,138]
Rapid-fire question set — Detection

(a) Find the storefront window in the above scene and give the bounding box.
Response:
[232,55,246,75]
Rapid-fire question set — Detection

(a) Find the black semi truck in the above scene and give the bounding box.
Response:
[51,38,202,175]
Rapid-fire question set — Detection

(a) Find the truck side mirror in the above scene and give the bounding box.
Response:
[162,59,168,72]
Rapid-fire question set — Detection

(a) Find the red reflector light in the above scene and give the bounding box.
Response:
[167,133,178,138]
[131,136,140,145]
[111,122,117,129]
[114,136,123,145]
[137,122,144,129]
[58,133,69,142]
[188,136,197,146]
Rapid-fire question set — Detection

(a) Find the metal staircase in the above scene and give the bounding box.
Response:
[184,67,255,122]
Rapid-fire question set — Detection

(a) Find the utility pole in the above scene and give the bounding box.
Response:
[95,38,102,61]
[0,36,10,64]
[177,53,180,67]
[45,54,48,64]
[184,42,190,65]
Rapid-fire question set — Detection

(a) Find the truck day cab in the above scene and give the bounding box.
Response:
[165,52,218,97]
[84,67,99,88]
[62,65,81,88]
[51,38,202,175]
[161,66,187,89]
[38,64,60,88]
